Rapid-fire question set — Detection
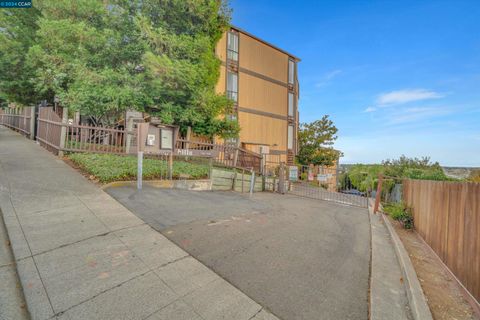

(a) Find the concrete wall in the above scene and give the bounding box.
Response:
[211,168,263,193]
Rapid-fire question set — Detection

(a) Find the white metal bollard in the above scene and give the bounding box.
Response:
[137,151,143,190]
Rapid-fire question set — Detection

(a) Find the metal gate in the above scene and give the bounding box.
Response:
[264,163,368,208]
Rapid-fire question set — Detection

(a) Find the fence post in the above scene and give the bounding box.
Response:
[232,168,237,191]
[185,126,191,150]
[125,117,134,154]
[373,173,383,213]
[58,107,68,157]
[29,107,35,139]
[241,169,244,193]
[233,140,240,167]
[261,154,266,176]
[168,152,173,180]
[208,157,213,180]
[249,169,255,196]
[137,151,143,190]
[278,162,285,194]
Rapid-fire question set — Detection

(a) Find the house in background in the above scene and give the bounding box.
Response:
[215,26,300,165]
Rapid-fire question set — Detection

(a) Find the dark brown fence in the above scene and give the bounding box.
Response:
[175,139,262,173]
[36,107,127,155]
[0,107,34,137]
[64,124,126,154]
[34,108,262,172]
[36,107,63,153]
[403,179,480,304]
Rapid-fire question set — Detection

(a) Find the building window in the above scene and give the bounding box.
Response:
[288,59,295,84]
[227,71,238,102]
[288,125,294,150]
[227,32,239,61]
[288,92,294,117]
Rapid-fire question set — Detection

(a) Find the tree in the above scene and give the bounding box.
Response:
[0,8,42,105]
[2,0,238,137]
[26,0,150,125]
[137,0,238,138]
[382,155,447,180]
[297,115,341,166]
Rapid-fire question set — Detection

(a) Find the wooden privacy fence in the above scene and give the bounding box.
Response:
[403,179,480,304]
[0,107,35,138]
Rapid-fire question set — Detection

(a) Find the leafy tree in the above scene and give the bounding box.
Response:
[2,0,237,137]
[344,155,454,192]
[297,115,341,166]
[382,155,447,180]
[26,0,150,125]
[137,0,238,138]
[0,8,42,105]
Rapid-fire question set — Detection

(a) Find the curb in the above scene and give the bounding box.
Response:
[381,213,433,320]
[102,179,212,191]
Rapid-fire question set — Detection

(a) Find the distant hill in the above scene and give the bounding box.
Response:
[442,167,479,179]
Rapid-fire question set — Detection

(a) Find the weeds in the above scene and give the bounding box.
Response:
[383,202,414,229]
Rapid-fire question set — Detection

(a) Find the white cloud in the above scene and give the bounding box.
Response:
[364,106,377,113]
[377,89,444,106]
[388,106,452,124]
[315,70,342,88]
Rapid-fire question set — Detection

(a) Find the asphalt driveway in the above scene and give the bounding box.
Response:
[106,186,370,320]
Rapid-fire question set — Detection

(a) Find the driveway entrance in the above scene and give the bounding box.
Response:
[106,187,370,320]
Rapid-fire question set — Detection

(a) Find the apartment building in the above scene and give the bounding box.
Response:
[215,26,300,165]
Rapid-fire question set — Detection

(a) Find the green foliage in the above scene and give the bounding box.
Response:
[1,0,237,136]
[383,155,449,181]
[24,1,152,125]
[468,169,480,183]
[68,153,210,183]
[300,172,308,181]
[137,1,238,138]
[344,155,455,193]
[0,7,42,105]
[342,164,384,192]
[383,202,414,229]
[297,115,341,166]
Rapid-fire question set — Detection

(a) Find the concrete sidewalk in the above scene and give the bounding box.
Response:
[0,126,277,320]
[368,202,413,320]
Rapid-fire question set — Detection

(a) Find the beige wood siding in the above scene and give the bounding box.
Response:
[238,111,287,150]
[239,33,288,83]
[215,65,226,94]
[239,73,287,116]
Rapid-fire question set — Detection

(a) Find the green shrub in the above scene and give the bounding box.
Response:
[383,202,414,229]
[67,153,210,183]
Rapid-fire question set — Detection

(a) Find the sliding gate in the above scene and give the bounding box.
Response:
[265,163,368,208]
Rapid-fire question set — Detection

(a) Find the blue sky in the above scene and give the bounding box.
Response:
[230,0,480,166]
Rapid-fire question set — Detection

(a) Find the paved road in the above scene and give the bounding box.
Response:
[107,186,371,320]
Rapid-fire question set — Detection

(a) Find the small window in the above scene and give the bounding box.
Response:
[288,59,295,84]
[288,92,294,117]
[227,32,239,61]
[288,125,294,149]
[227,71,238,102]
